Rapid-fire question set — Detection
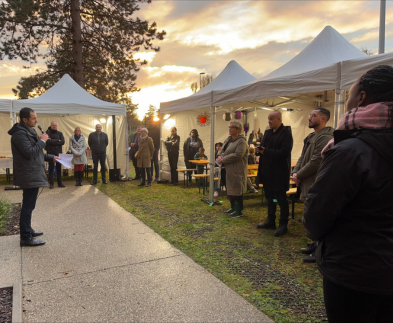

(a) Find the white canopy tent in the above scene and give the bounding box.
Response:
[160,25,393,203]
[2,74,129,178]
[160,60,256,197]
[0,99,13,158]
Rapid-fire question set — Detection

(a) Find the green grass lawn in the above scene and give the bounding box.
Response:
[0,169,326,322]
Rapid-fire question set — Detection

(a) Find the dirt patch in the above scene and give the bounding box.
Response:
[0,287,12,323]
[0,203,21,236]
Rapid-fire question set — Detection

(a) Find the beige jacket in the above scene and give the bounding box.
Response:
[293,126,334,201]
[137,137,154,168]
[219,136,248,196]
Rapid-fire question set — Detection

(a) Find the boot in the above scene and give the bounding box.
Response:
[300,241,317,254]
[257,219,276,229]
[274,223,288,237]
[75,171,80,186]
[79,171,83,186]
[49,182,54,189]
[224,198,235,214]
[228,201,243,218]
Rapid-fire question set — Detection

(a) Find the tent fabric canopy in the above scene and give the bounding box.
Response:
[13,74,126,116]
[160,60,256,113]
[0,99,11,112]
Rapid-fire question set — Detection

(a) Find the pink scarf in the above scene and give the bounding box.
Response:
[322,102,392,156]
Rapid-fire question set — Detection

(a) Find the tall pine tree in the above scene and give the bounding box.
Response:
[0,0,166,106]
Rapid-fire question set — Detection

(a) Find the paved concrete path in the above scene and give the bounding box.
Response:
[0,184,274,322]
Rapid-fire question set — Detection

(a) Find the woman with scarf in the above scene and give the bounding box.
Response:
[136,128,154,187]
[183,129,203,185]
[303,65,393,323]
[69,127,87,186]
[217,121,248,218]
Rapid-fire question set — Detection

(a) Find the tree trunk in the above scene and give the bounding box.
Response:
[70,0,84,87]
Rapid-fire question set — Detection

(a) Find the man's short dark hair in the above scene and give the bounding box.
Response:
[315,107,330,122]
[19,107,35,121]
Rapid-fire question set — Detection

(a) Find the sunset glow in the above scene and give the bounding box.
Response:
[1,1,393,119]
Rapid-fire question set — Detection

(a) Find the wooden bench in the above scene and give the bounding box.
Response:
[177,169,197,186]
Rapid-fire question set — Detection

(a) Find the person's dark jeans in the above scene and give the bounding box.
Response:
[265,190,289,225]
[185,160,196,178]
[168,151,179,183]
[48,160,62,184]
[92,153,106,181]
[20,187,39,240]
[131,153,140,179]
[323,277,393,323]
[150,149,159,179]
[140,167,152,184]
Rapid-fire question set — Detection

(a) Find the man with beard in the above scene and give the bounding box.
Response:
[292,107,334,262]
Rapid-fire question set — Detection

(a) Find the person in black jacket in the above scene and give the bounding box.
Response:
[129,127,141,180]
[164,126,180,185]
[183,129,203,185]
[8,107,59,247]
[303,65,393,323]
[256,111,293,237]
[88,124,109,185]
[45,121,65,188]
[148,123,160,181]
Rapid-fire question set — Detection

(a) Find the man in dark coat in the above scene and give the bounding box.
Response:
[129,126,141,180]
[45,121,65,189]
[88,124,109,185]
[8,107,59,247]
[256,111,293,237]
[148,123,160,181]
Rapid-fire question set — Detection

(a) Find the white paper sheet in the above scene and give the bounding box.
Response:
[57,153,74,169]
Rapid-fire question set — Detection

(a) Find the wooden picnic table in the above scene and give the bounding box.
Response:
[248,164,258,170]
[189,159,209,173]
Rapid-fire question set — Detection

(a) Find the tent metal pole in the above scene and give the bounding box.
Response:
[379,0,386,54]
[159,112,162,181]
[112,115,117,170]
[208,91,215,203]
[334,89,340,128]
[125,116,129,180]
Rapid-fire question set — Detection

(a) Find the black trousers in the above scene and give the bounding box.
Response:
[141,167,152,184]
[323,277,393,323]
[48,160,62,184]
[20,187,39,240]
[265,190,289,225]
[150,149,159,179]
[185,160,196,177]
[92,153,106,181]
[228,195,244,210]
[168,151,179,183]
[131,152,140,179]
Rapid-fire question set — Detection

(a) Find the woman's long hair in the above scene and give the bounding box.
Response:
[358,65,393,127]
[190,129,199,139]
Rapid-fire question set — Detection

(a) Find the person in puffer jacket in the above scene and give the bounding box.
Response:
[303,65,393,323]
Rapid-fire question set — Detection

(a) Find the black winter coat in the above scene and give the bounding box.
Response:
[148,126,160,151]
[45,127,65,155]
[303,129,393,295]
[129,133,140,157]
[257,124,293,193]
[8,123,54,189]
[165,134,180,153]
[88,132,108,154]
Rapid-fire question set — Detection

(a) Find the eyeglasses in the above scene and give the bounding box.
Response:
[228,126,237,129]
[309,114,317,118]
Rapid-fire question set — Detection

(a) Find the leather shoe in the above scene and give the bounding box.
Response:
[138,182,146,186]
[91,181,97,185]
[303,255,316,263]
[300,243,317,254]
[146,182,151,187]
[58,182,65,187]
[131,177,139,180]
[102,179,108,184]
[257,220,276,229]
[32,230,43,237]
[49,182,54,189]
[274,224,288,237]
[20,237,45,247]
